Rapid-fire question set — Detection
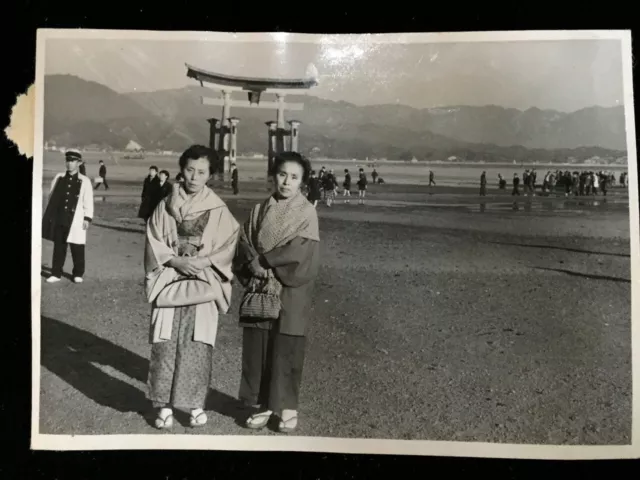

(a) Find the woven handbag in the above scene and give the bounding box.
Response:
[239,274,282,320]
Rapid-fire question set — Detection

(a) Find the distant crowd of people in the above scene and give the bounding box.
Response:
[496,169,628,197]
[304,166,383,207]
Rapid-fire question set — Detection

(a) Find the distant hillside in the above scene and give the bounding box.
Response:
[43,75,192,151]
[43,74,627,163]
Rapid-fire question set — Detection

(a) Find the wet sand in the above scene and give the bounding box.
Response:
[38,181,632,444]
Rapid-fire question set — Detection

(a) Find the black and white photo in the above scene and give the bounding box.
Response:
[31,29,639,458]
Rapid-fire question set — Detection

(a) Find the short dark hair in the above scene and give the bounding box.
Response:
[159,169,170,177]
[270,151,311,183]
[179,145,216,175]
[149,165,158,172]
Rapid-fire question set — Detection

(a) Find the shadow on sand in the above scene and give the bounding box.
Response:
[92,222,145,235]
[40,265,74,281]
[489,241,630,258]
[532,266,631,284]
[40,316,246,425]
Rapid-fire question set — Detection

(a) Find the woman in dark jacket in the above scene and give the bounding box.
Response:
[233,151,321,433]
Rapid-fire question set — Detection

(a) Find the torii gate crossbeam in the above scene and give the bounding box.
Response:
[185,63,318,179]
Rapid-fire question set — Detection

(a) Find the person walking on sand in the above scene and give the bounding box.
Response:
[233,151,321,434]
[512,173,520,196]
[306,170,322,207]
[231,163,239,195]
[42,149,94,284]
[94,160,110,190]
[323,169,336,207]
[429,170,436,187]
[144,145,240,430]
[318,166,327,202]
[155,169,172,202]
[138,166,161,221]
[498,173,506,190]
[480,171,487,196]
[357,168,368,204]
[342,168,352,204]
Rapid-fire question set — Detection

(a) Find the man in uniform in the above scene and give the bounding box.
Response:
[42,149,94,283]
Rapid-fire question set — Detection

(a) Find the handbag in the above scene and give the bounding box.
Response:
[155,276,216,307]
[238,201,283,320]
[239,274,282,320]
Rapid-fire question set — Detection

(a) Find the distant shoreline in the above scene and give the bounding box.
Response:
[43,149,628,170]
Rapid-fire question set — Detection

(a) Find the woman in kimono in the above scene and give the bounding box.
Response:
[144,145,240,429]
[233,151,321,433]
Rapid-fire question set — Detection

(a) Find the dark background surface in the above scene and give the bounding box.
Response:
[2,2,638,477]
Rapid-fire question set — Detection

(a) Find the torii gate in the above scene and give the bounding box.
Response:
[185,63,318,178]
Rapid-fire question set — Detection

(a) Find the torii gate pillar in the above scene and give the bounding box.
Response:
[229,117,240,166]
[207,118,221,174]
[266,121,277,174]
[288,120,301,152]
[217,91,232,180]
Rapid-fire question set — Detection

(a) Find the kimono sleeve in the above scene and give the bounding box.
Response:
[205,207,240,282]
[260,236,320,288]
[232,225,257,285]
[144,201,176,273]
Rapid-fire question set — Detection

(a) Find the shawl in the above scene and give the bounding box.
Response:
[144,184,240,347]
[248,190,320,253]
[239,190,319,290]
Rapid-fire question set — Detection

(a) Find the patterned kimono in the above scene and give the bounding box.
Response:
[144,185,239,410]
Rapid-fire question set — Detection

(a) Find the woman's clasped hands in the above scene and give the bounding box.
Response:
[168,256,210,276]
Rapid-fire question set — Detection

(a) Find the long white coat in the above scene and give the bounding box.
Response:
[48,172,95,245]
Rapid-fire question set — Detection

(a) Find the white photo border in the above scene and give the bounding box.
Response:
[30,29,639,459]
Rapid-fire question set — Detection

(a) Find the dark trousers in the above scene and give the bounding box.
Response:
[51,224,85,278]
[95,176,109,189]
[232,181,239,195]
[239,327,306,412]
[480,184,487,196]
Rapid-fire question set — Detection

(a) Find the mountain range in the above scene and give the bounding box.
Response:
[43,74,628,163]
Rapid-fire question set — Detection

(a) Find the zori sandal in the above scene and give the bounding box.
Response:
[278,415,298,433]
[245,411,272,430]
[154,410,174,430]
[189,410,208,428]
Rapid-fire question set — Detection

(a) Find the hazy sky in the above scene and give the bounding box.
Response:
[44,36,625,112]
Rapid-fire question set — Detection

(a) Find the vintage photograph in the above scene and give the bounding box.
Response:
[31,29,638,457]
